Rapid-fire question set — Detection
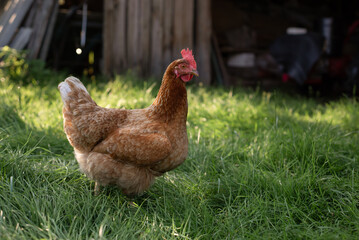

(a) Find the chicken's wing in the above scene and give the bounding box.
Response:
[93,128,172,166]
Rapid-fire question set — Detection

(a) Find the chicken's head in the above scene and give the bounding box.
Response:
[174,48,199,82]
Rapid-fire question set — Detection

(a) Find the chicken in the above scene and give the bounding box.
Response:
[58,49,198,196]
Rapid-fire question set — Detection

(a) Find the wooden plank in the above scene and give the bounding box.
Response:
[138,0,151,76]
[9,27,32,50]
[150,0,164,77]
[24,0,37,27]
[162,0,174,70]
[127,0,135,68]
[27,0,55,59]
[195,0,211,85]
[103,0,114,75]
[127,0,140,70]
[133,0,141,69]
[0,0,11,18]
[0,1,25,45]
[212,34,231,87]
[173,0,194,57]
[0,0,34,47]
[183,0,194,49]
[111,0,127,74]
[173,0,183,57]
[39,0,58,61]
[0,0,13,27]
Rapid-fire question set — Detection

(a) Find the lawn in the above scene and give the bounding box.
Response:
[0,60,359,239]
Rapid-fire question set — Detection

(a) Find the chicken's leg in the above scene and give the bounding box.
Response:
[94,182,101,195]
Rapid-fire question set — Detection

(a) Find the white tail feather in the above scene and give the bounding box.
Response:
[58,77,89,103]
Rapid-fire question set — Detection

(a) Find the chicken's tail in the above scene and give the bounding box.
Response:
[58,76,95,107]
[58,77,98,152]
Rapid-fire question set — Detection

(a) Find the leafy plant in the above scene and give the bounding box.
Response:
[0,46,62,86]
[0,46,29,84]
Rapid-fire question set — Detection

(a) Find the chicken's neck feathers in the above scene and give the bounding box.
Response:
[150,70,188,122]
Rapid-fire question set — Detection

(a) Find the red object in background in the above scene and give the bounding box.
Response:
[282,73,289,83]
[328,57,351,78]
[345,20,359,44]
[305,77,322,85]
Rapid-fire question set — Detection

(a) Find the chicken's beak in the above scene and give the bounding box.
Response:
[190,69,199,77]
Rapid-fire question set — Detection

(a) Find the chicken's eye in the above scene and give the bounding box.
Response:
[181,65,186,68]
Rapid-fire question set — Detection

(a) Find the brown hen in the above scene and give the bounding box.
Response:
[58,49,198,196]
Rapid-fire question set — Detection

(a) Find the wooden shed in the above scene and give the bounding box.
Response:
[0,0,212,84]
[103,0,211,85]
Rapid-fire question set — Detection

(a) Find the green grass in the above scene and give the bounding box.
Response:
[0,71,359,239]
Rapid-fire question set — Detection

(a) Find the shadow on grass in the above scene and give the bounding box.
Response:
[0,103,71,155]
[0,103,81,190]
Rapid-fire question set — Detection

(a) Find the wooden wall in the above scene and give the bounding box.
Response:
[0,0,58,60]
[103,0,211,85]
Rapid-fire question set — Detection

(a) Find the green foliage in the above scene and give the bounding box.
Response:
[0,46,29,84]
[0,46,65,86]
[0,71,359,239]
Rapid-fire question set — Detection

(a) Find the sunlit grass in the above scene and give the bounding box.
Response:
[0,73,358,239]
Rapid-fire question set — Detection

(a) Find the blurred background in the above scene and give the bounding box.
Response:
[0,0,359,96]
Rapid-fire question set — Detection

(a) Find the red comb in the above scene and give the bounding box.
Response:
[181,48,197,69]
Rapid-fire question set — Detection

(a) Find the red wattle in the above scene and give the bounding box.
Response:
[180,74,193,82]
